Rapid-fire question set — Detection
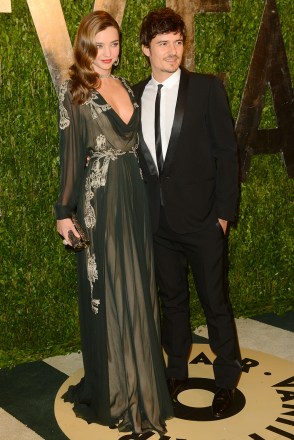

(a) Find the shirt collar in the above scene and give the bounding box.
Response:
[151,68,181,89]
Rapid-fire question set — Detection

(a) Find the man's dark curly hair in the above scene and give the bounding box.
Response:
[140,7,186,47]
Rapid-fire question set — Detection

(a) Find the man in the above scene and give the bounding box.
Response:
[133,7,242,418]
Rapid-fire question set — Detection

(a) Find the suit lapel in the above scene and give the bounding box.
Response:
[138,122,158,176]
[163,68,189,173]
[136,78,158,176]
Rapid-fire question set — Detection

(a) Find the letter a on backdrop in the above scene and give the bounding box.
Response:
[235,0,294,180]
[166,0,231,71]
[0,0,11,13]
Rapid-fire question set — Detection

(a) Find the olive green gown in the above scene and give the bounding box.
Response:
[55,77,173,435]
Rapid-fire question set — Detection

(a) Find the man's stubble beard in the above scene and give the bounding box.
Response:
[161,67,178,73]
[162,56,182,74]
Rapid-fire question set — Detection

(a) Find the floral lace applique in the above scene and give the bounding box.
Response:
[119,77,139,109]
[132,136,143,180]
[84,92,112,119]
[58,81,70,130]
[84,135,127,314]
[84,135,126,229]
[86,250,100,314]
[82,78,138,315]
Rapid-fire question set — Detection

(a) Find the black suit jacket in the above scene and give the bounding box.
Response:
[133,68,239,234]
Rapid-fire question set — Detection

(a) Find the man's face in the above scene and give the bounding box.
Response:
[142,32,184,82]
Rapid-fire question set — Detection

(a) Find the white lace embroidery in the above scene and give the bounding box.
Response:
[84,135,126,229]
[58,77,138,131]
[86,250,100,314]
[120,77,139,109]
[58,81,70,130]
[84,90,111,119]
[79,77,138,315]
[85,135,126,314]
[139,166,144,180]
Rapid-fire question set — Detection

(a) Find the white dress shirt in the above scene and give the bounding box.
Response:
[141,69,181,171]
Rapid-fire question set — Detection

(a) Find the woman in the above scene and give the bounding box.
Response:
[55,10,173,436]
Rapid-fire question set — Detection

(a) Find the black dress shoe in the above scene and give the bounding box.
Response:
[167,377,188,399]
[212,387,234,418]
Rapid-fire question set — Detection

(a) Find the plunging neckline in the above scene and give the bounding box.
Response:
[95,79,135,126]
[109,103,135,126]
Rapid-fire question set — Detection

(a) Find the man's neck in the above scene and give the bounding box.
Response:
[152,68,181,84]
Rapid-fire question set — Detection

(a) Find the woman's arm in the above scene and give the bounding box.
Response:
[55,82,84,245]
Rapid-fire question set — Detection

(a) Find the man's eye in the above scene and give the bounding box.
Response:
[96,44,103,49]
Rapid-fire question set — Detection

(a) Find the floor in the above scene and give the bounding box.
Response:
[0,312,293,440]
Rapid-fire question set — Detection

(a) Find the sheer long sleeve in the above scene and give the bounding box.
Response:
[55,82,85,220]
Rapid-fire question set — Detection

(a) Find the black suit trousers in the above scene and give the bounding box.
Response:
[154,207,241,389]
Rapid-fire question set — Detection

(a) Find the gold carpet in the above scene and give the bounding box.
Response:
[55,344,294,440]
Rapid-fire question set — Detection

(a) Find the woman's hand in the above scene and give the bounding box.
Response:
[57,218,80,247]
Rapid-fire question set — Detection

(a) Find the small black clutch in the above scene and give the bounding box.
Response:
[67,213,90,251]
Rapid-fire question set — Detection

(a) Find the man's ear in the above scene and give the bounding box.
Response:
[142,44,150,57]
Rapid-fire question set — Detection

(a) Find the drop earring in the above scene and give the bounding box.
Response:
[113,57,119,67]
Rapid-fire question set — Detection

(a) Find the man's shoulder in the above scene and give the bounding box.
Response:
[182,69,226,98]
[133,77,150,87]
[182,68,219,86]
[132,77,150,91]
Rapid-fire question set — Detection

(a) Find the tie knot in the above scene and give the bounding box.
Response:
[157,84,163,91]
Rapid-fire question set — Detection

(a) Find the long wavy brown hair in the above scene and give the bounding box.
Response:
[69,10,120,104]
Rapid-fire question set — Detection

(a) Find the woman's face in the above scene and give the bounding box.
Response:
[92,26,120,75]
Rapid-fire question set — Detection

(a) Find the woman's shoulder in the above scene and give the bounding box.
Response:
[58,79,72,102]
[115,75,129,84]
[116,76,136,98]
[58,80,73,129]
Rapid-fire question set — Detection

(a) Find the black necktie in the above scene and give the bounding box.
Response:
[155,84,164,174]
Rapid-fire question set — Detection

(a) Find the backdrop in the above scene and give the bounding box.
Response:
[0,0,293,367]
